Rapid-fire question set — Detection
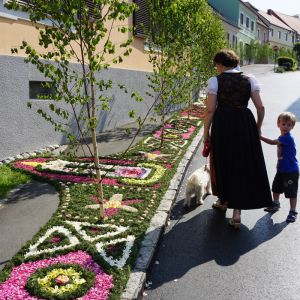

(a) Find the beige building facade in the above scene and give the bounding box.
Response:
[258,10,295,49]
[0,0,155,160]
[0,1,152,71]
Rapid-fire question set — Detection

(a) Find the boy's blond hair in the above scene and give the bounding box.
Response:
[277,112,297,126]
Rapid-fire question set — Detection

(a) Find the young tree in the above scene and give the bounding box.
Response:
[244,40,257,65]
[293,42,300,62]
[145,0,225,147]
[255,42,270,64]
[6,0,139,218]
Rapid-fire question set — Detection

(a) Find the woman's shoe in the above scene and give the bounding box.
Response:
[212,199,227,211]
[229,218,241,229]
[229,209,241,229]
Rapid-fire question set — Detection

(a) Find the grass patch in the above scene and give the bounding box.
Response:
[0,164,30,199]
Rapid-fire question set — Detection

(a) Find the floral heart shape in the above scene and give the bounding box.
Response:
[24,226,80,258]
[96,235,135,268]
[66,221,128,242]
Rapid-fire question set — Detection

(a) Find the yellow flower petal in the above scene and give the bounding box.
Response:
[22,161,44,167]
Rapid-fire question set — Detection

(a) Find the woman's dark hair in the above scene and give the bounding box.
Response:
[213,49,239,68]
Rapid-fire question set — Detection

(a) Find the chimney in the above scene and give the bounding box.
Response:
[293,14,300,18]
[267,9,273,15]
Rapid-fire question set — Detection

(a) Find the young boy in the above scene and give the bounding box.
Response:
[261,112,299,222]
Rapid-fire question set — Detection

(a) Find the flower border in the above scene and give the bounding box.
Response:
[24,226,80,259]
[96,235,135,269]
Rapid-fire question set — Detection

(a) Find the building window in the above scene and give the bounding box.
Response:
[133,0,150,38]
[270,28,274,37]
[227,32,230,44]
[257,29,260,38]
[29,81,55,100]
[246,17,249,28]
[286,33,288,41]
[251,21,254,31]
[292,35,295,43]
[264,32,266,42]
[278,31,281,39]
[240,13,244,25]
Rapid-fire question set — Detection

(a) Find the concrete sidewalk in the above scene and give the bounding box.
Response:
[0,181,59,270]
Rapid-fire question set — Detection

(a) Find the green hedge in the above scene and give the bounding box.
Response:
[277,56,297,71]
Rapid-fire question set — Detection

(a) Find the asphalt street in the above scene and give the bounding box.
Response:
[144,65,300,300]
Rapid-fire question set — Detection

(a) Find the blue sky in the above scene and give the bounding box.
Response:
[246,0,300,16]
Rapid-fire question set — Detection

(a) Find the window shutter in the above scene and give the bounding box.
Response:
[133,0,150,38]
[4,0,29,5]
[86,0,101,19]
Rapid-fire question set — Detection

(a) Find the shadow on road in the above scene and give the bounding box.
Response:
[148,198,287,289]
[2,180,57,204]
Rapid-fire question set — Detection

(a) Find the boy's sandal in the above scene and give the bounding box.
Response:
[286,211,298,223]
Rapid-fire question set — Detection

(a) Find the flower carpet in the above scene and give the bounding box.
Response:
[0,104,204,300]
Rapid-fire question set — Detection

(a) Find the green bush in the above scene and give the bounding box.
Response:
[275,66,286,73]
[277,56,297,71]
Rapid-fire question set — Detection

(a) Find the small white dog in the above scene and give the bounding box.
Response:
[184,164,212,207]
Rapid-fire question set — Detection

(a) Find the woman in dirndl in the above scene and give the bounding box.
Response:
[204,49,273,229]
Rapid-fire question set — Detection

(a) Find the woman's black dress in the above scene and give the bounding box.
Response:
[211,72,273,209]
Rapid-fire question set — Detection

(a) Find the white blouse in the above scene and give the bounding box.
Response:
[206,69,261,95]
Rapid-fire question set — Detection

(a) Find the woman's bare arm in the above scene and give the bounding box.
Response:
[203,93,217,142]
[250,90,265,132]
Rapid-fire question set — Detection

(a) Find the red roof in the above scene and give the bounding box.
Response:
[271,10,300,34]
[258,10,293,31]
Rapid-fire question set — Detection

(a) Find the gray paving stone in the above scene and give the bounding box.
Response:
[34,150,44,154]
[52,145,68,155]
[4,157,14,163]
[141,226,164,248]
[157,199,173,212]
[150,211,169,228]
[134,245,156,271]
[163,190,177,201]
[168,179,181,190]
[121,272,146,300]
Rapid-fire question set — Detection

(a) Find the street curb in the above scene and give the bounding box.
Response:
[121,126,204,300]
